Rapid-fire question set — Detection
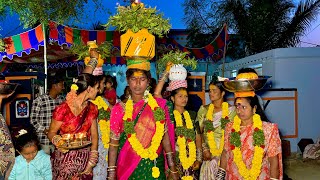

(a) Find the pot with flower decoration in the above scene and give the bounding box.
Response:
[169,64,188,81]
[68,40,112,75]
[106,0,171,70]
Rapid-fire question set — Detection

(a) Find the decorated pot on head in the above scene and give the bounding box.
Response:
[107,0,171,71]
[120,28,155,71]
[222,71,270,98]
[84,41,105,75]
[234,72,258,98]
[167,64,188,91]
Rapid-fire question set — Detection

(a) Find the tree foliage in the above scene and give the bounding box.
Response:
[2,0,102,28]
[184,0,320,59]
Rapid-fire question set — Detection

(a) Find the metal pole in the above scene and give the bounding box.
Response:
[221,24,227,77]
[42,23,48,93]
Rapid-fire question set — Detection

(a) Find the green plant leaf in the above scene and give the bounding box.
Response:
[157,50,197,72]
[105,3,171,37]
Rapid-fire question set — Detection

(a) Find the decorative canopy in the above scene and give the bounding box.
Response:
[0,24,44,62]
[157,24,229,62]
[0,22,229,64]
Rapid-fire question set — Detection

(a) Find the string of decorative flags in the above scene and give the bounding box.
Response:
[0,22,229,64]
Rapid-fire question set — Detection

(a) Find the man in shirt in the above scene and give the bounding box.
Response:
[30,75,65,154]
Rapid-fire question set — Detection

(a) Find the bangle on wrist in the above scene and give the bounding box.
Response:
[169,168,178,174]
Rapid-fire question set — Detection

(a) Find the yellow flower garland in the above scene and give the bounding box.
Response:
[123,93,165,178]
[99,120,110,149]
[91,96,110,158]
[174,110,196,179]
[232,115,264,180]
[205,102,229,156]
[91,96,109,110]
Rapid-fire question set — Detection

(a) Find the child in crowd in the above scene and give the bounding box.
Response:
[120,86,130,103]
[104,75,117,108]
[9,128,52,180]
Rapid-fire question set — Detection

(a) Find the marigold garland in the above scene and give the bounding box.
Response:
[123,93,165,178]
[91,96,111,155]
[181,176,193,180]
[174,110,196,179]
[230,114,265,180]
[204,102,229,157]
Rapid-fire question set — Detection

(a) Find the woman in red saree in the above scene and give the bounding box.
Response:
[107,68,179,180]
[48,73,100,180]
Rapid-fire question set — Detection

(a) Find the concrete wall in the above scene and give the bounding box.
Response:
[214,47,320,152]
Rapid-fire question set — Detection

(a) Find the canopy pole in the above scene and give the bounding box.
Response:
[42,23,48,93]
[221,24,227,77]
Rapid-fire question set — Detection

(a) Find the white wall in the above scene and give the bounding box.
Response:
[216,47,320,152]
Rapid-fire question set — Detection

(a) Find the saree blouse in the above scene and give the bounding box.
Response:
[52,102,98,135]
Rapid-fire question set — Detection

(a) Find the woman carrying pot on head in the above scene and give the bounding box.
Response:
[154,62,202,179]
[107,59,178,180]
[48,73,100,179]
[216,73,283,180]
[195,80,236,179]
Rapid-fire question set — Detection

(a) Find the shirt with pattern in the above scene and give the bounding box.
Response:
[30,94,64,145]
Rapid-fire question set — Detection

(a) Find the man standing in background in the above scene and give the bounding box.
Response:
[30,75,64,154]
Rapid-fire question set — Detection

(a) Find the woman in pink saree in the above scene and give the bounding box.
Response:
[107,68,179,180]
[48,73,100,180]
[218,95,283,180]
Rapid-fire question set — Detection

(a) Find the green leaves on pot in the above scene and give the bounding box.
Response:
[68,40,112,60]
[157,50,197,72]
[106,3,171,37]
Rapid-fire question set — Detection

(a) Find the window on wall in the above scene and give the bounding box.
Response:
[231,70,237,78]
[249,64,262,75]
[234,64,263,77]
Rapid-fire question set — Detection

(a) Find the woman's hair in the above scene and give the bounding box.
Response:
[12,127,40,152]
[235,95,269,122]
[105,75,117,89]
[120,86,130,101]
[209,80,226,102]
[126,68,151,81]
[237,67,258,74]
[95,75,105,83]
[75,73,99,95]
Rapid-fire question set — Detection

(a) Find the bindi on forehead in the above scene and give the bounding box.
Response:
[209,85,218,90]
[133,72,144,77]
[178,89,188,96]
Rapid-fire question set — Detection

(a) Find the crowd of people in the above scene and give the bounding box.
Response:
[0,52,283,180]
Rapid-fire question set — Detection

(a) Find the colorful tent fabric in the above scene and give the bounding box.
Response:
[0,22,229,64]
[157,24,229,62]
[48,21,125,65]
[0,24,44,61]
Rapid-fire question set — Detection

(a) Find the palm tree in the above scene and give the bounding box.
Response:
[184,0,320,57]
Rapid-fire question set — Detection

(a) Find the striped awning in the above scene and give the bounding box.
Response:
[48,21,125,65]
[0,24,44,61]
